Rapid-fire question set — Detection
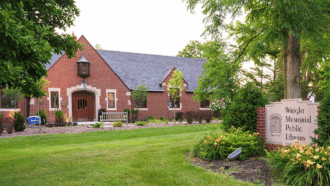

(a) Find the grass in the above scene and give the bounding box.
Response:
[0,124,254,186]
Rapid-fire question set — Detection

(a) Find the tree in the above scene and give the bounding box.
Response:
[183,0,330,99]
[95,44,102,50]
[167,69,184,125]
[177,40,203,58]
[0,1,84,89]
[131,84,149,109]
[193,39,240,102]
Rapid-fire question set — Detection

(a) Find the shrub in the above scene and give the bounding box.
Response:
[55,109,64,125]
[210,96,232,119]
[147,115,156,120]
[196,111,204,123]
[147,118,161,124]
[136,121,147,126]
[191,126,263,161]
[13,112,25,131]
[221,82,269,132]
[203,111,213,123]
[131,108,139,123]
[36,109,47,125]
[113,121,123,127]
[90,123,102,128]
[0,113,3,118]
[0,118,4,135]
[2,117,14,134]
[185,111,195,124]
[312,91,330,146]
[266,140,330,186]
[123,108,130,122]
[175,112,183,122]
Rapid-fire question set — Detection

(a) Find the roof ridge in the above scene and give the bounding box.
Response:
[96,49,202,59]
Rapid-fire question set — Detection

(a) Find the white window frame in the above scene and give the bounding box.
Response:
[47,88,61,111]
[168,87,182,111]
[199,100,210,110]
[106,89,117,111]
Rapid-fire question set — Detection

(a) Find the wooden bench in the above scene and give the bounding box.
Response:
[100,112,128,125]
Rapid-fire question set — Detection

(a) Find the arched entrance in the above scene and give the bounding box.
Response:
[72,91,95,122]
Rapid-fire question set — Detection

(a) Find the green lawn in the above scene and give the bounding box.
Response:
[0,124,254,186]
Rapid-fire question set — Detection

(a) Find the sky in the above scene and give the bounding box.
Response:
[57,0,208,56]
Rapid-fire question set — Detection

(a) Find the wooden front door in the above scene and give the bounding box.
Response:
[72,91,95,121]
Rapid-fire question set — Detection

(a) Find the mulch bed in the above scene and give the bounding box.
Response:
[187,154,282,186]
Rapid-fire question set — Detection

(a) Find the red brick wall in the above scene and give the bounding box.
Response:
[256,107,284,151]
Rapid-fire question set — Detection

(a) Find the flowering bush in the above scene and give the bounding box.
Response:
[209,96,231,119]
[191,126,264,161]
[266,140,330,186]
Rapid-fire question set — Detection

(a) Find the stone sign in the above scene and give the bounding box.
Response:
[265,99,319,145]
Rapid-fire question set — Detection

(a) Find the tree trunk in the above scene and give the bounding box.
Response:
[25,96,31,118]
[283,34,301,99]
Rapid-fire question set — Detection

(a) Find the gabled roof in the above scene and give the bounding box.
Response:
[46,49,206,92]
[96,50,206,92]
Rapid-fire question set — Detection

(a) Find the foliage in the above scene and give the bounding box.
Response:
[55,109,64,124]
[0,118,4,135]
[36,109,47,125]
[95,44,102,50]
[113,121,123,127]
[0,1,84,89]
[0,113,3,118]
[13,111,25,131]
[168,69,185,125]
[184,0,330,99]
[175,112,183,122]
[147,118,162,124]
[131,108,139,123]
[196,111,203,124]
[209,96,231,119]
[221,83,269,132]
[131,84,148,108]
[136,121,147,126]
[312,91,330,146]
[193,39,240,103]
[176,40,203,58]
[266,140,330,186]
[191,126,263,161]
[147,115,156,120]
[185,111,195,124]
[203,111,213,123]
[159,116,169,123]
[90,123,101,128]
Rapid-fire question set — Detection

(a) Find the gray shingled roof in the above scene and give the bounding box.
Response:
[47,50,206,92]
[45,52,63,70]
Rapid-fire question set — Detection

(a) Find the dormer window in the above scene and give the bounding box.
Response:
[77,55,90,78]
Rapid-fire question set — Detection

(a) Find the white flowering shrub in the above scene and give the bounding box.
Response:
[209,97,231,119]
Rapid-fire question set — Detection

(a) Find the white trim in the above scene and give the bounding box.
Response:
[183,83,187,87]
[128,100,131,105]
[125,92,131,96]
[67,83,101,121]
[169,103,182,111]
[0,108,20,112]
[136,108,148,111]
[48,88,61,111]
[162,82,166,86]
[30,98,35,105]
[199,108,210,110]
[106,89,117,111]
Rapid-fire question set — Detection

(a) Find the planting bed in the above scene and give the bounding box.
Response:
[187,154,280,186]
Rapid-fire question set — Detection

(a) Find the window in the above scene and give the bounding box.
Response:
[108,92,115,108]
[1,92,17,108]
[169,89,180,108]
[135,99,147,108]
[201,100,210,108]
[51,92,59,108]
[78,99,87,109]
[48,88,61,111]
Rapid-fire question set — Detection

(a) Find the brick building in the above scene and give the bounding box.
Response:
[0,35,210,123]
